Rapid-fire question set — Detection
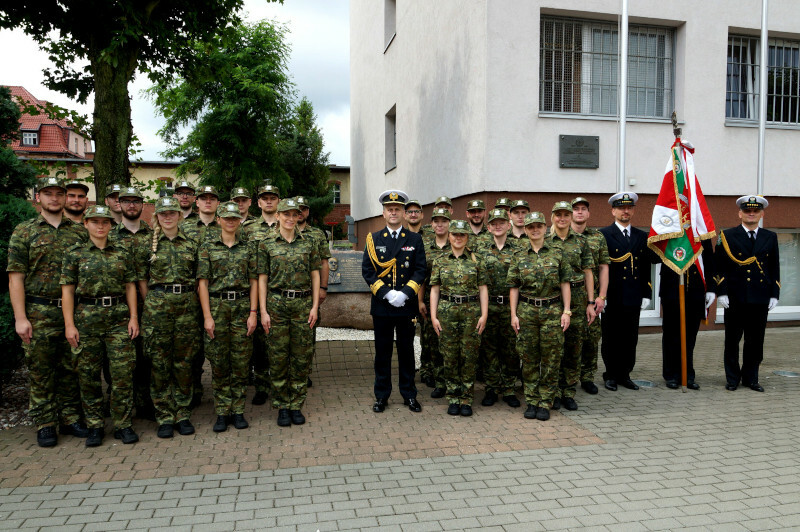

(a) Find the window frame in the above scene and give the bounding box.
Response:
[21,131,39,146]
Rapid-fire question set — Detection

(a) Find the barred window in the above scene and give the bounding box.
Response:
[540,17,674,118]
[727,35,800,124]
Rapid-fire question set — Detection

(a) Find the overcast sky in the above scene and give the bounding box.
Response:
[0,0,351,165]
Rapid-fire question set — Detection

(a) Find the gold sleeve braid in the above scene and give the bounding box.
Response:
[366,232,397,288]
[406,280,420,294]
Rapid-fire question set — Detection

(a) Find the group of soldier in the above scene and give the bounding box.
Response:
[362,188,781,422]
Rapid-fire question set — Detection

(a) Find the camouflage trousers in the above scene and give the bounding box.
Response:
[252,326,270,394]
[24,302,82,428]
[267,293,313,410]
[560,287,588,398]
[580,310,602,383]
[205,297,252,416]
[420,296,444,387]
[142,291,200,425]
[192,314,206,398]
[516,302,564,409]
[438,301,482,405]
[483,302,519,397]
[74,302,135,429]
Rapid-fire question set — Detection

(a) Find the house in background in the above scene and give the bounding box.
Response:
[325,165,351,236]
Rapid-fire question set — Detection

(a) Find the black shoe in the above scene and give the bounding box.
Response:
[113,427,139,444]
[423,375,435,388]
[290,410,306,425]
[666,381,679,389]
[372,398,388,413]
[502,395,521,408]
[307,377,313,388]
[233,414,249,429]
[562,397,578,411]
[177,419,195,435]
[749,383,765,392]
[604,379,618,391]
[37,426,57,447]
[687,382,700,390]
[481,391,498,406]
[447,403,460,415]
[277,409,291,426]
[431,387,446,399]
[189,393,202,409]
[213,415,229,433]
[157,423,174,438]
[460,404,473,417]
[252,391,268,405]
[536,407,550,421]
[620,379,639,390]
[59,421,89,438]
[725,383,738,391]
[551,397,561,410]
[581,381,599,394]
[524,405,539,419]
[85,428,104,447]
[135,405,156,421]
[403,398,422,412]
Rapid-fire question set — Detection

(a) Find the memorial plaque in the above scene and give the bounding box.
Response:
[559,135,599,169]
[327,250,369,293]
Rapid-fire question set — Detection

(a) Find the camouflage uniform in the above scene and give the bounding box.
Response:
[61,239,138,430]
[258,231,321,410]
[139,226,200,425]
[420,235,451,388]
[547,228,594,399]
[299,223,331,376]
[507,240,571,409]
[6,214,85,428]
[197,234,257,417]
[430,248,487,406]
[578,228,610,384]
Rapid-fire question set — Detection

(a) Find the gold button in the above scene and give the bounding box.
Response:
[623,276,627,280]
[747,278,750,281]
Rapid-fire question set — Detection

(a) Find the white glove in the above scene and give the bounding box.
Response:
[768,298,779,311]
[717,295,729,309]
[384,289,399,302]
[705,292,716,309]
[390,292,409,307]
[640,298,650,310]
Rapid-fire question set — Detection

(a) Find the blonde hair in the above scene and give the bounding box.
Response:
[150,213,162,263]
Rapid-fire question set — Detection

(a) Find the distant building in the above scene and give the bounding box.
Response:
[325,165,351,231]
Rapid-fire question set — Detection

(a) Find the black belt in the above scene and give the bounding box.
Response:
[570,280,585,288]
[79,295,125,307]
[209,290,248,301]
[26,295,62,307]
[520,295,560,307]
[490,295,509,304]
[151,284,195,294]
[271,288,312,299]
[441,293,479,303]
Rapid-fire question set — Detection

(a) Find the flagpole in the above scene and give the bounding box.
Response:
[618,0,629,192]
[757,0,768,197]
[672,112,689,393]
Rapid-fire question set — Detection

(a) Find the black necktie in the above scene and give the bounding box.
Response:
[391,231,397,239]
[748,230,755,241]
[623,228,630,241]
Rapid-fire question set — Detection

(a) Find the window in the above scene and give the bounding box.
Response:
[74,138,78,153]
[384,0,396,50]
[727,35,800,124]
[332,183,341,204]
[22,132,38,146]
[540,16,674,118]
[385,105,397,172]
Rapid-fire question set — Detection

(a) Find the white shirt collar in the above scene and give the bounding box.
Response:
[615,221,631,233]
[742,224,759,236]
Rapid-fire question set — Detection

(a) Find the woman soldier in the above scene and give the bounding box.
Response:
[138,196,200,438]
[61,205,140,447]
[508,212,571,421]
[429,219,488,416]
[197,202,258,433]
[258,198,320,427]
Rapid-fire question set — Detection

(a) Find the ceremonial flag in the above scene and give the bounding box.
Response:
[647,139,716,283]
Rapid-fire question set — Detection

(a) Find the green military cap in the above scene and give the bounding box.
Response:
[295,195,309,208]
[217,201,244,219]
[230,187,250,200]
[467,199,486,211]
[65,179,89,193]
[449,219,471,234]
[571,196,590,208]
[434,196,452,206]
[494,197,512,209]
[175,180,195,193]
[154,196,182,214]
[510,199,530,211]
[431,207,451,220]
[524,212,547,226]
[83,205,114,220]
[196,185,219,198]
[405,199,422,210]
[736,195,769,210]
[552,200,573,213]
[36,176,66,192]
[258,184,280,197]
[105,183,124,197]
[277,197,301,212]
[487,208,509,223]
[119,186,143,199]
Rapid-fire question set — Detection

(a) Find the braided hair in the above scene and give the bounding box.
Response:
[150,214,161,263]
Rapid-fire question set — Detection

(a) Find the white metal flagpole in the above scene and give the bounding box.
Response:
[758,0,768,196]
[618,0,629,193]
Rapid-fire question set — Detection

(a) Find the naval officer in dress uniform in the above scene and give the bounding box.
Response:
[362,190,427,413]
[715,195,780,392]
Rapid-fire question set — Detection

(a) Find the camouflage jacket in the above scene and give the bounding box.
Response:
[109,220,152,281]
[578,227,610,291]
[138,227,198,287]
[257,231,321,291]
[6,215,87,298]
[507,240,571,300]
[243,217,279,243]
[197,234,257,292]
[430,251,487,296]
[547,229,595,283]
[61,240,138,297]
[180,217,220,244]
[467,226,488,251]
[474,239,517,297]
[421,234,451,290]
[299,224,332,261]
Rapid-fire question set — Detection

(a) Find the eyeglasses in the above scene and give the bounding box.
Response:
[406,210,422,214]
[120,199,143,205]
[174,192,193,198]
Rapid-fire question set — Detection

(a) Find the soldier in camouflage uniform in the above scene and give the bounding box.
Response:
[475,209,521,408]
[570,197,609,394]
[508,199,530,244]
[61,205,140,447]
[404,199,424,233]
[104,183,124,225]
[174,180,197,220]
[197,202,258,433]
[547,201,595,411]
[230,187,257,224]
[419,208,451,395]
[7,177,88,447]
[421,196,453,236]
[137,196,201,438]
[465,199,488,250]
[64,179,89,223]
[258,198,321,427]
[430,219,488,416]
[493,197,512,213]
[508,212,572,421]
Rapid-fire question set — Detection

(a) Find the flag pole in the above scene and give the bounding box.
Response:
[672,112,689,393]
[618,0,629,192]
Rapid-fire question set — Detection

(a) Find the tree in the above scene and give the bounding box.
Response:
[0,0,282,199]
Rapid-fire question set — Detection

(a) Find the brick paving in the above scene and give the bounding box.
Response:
[1,327,799,530]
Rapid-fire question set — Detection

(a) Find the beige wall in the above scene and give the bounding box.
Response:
[329,167,351,204]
